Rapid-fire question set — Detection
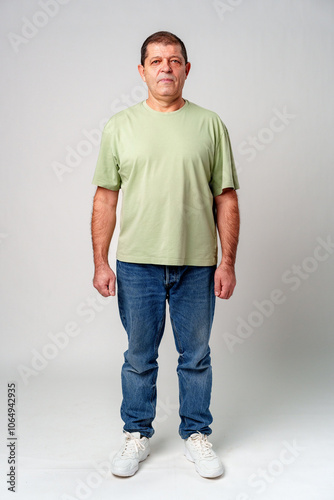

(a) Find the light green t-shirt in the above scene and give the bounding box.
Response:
[92,99,239,266]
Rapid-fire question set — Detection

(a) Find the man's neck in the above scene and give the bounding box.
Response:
[145,95,185,112]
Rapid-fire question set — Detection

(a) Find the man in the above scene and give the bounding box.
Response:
[91,31,240,478]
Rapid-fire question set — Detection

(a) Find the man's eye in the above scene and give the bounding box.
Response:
[152,60,160,64]
[171,60,181,64]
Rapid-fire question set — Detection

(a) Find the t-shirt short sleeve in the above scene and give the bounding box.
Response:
[92,122,121,191]
[210,122,240,197]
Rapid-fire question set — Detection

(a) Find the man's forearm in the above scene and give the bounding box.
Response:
[215,189,240,268]
[91,187,118,267]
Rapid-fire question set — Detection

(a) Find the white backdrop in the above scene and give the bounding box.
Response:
[1,1,334,499]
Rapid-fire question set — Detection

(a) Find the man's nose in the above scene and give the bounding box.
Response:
[161,59,172,72]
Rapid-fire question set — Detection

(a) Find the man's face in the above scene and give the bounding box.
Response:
[138,43,191,102]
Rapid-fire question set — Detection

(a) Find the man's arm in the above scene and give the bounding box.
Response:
[91,186,119,297]
[214,188,240,299]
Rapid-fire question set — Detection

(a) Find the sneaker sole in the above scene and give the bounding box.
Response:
[184,447,224,478]
[111,451,150,477]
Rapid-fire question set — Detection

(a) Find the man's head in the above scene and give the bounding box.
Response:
[140,31,188,67]
[138,31,191,108]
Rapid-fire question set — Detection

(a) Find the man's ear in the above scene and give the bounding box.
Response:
[138,64,146,82]
[185,62,191,78]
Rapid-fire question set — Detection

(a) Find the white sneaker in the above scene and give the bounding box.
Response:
[111,431,150,477]
[184,432,224,478]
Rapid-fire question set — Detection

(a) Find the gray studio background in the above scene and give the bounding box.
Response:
[1,1,333,499]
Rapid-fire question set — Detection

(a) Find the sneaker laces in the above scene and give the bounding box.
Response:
[190,432,215,458]
[121,432,146,458]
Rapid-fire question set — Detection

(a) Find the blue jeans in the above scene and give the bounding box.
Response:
[116,260,216,439]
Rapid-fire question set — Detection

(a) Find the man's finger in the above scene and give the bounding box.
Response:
[97,285,110,298]
[214,276,221,297]
[108,276,116,296]
[220,286,234,300]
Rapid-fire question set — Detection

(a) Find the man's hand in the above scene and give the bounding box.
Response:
[214,264,236,300]
[93,263,116,297]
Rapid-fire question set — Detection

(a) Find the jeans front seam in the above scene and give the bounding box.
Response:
[149,311,166,418]
[170,315,184,356]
